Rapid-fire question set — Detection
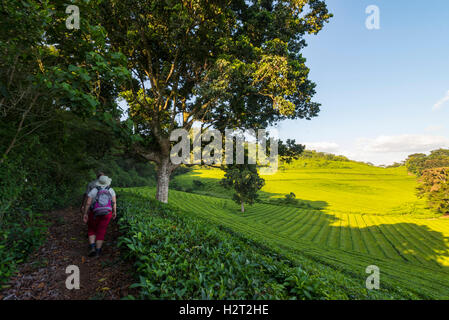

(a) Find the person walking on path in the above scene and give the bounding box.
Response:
[83,175,117,257]
[80,171,104,215]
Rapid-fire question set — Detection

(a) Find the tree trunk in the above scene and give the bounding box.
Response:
[241,201,245,213]
[156,156,172,203]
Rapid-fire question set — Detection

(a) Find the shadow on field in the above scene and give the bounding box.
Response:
[354,222,449,268]
[281,208,449,270]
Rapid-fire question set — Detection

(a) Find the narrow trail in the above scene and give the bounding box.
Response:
[0,208,137,300]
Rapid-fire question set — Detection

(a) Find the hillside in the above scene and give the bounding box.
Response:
[174,152,430,216]
[163,154,449,298]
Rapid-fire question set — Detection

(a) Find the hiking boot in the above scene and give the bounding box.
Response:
[88,246,96,257]
[95,248,102,257]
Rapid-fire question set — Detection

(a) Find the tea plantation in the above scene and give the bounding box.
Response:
[153,159,448,299]
[118,191,416,299]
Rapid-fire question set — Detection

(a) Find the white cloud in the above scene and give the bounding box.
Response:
[433,90,449,110]
[341,150,410,166]
[425,125,444,132]
[304,141,340,153]
[356,134,449,153]
[301,135,449,166]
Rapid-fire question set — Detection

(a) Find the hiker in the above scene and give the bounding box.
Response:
[83,175,117,257]
[80,171,104,214]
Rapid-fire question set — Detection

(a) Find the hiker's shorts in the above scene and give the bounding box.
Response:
[87,210,112,241]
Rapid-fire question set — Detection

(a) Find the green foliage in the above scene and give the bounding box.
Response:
[385,162,404,168]
[263,192,316,209]
[0,160,25,222]
[417,167,449,215]
[221,164,265,212]
[118,192,331,300]
[192,180,205,189]
[175,158,432,216]
[278,150,356,170]
[0,1,130,155]
[96,0,332,202]
[278,140,305,164]
[284,192,298,204]
[406,149,449,176]
[405,153,428,176]
[0,208,47,285]
[88,156,157,189]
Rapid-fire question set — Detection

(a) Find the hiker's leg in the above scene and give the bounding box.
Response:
[95,213,112,250]
[96,240,104,249]
[87,210,97,246]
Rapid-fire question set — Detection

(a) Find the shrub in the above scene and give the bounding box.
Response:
[0,210,47,285]
[0,160,25,222]
[284,192,297,205]
[192,180,205,189]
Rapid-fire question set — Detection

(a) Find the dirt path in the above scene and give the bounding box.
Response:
[0,208,137,300]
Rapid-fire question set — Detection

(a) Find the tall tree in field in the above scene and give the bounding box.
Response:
[221,163,265,213]
[98,0,332,203]
[221,138,304,212]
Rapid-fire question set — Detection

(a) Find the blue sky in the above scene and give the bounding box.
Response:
[276,0,449,165]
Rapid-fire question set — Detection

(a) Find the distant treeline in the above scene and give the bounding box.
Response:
[299,150,350,162]
[281,150,370,169]
[405,149,449,176]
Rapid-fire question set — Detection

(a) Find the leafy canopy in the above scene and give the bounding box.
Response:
[97,0,332,161]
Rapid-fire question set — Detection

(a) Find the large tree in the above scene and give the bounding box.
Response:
[221,138,304,212]
[98,0,331,203]
[0,0,129,218]
[221,163,265,213]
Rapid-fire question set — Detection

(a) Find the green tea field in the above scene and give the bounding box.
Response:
[158,159,449,298]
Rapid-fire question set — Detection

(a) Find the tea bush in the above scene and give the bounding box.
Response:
[117,192,331,300]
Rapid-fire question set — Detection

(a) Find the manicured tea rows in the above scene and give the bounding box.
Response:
[118,192,342,300]
[153,189,449,299]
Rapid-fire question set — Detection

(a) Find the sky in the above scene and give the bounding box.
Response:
[275,0,449,165]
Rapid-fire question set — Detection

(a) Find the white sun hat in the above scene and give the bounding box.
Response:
[96,175,112,187]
